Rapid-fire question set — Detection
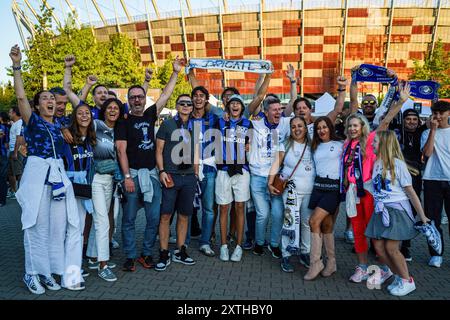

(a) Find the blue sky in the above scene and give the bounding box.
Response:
[1,1,21,84]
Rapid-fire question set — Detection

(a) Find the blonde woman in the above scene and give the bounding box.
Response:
[365,131,429,296]
[342,82,410,283]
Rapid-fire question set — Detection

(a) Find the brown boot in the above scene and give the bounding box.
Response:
[321,233,337,277]
[303,233,324,281]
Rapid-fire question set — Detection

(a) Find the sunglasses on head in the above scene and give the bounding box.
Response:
[362,100,377,106]
[177,101,193,107]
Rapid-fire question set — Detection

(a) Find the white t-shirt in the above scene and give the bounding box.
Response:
[9,119,23,152]
[313,140,344,180]
[372,158,412,203]
[280,141,316,194]
[249,117,290,177]
[421,127,450,181]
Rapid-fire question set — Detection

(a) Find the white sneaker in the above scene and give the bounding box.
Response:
[428,256,443,268]
[199,244,215,257]
[349,266,369,283]
[23,274,45,295]
[230,245,243,262]
[220,244,229,261]
[390,277,416,296]
[387,275,401,292]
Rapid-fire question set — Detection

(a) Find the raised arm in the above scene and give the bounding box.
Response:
[187,68,200,89]
[283,64,297,117]
[326,76,348,124]
[377,81,410,132]
[349,64,360,114]
[247,73,272,116]
[142,67,153,93]
[155,56,184,115]
[10,45,31,124]
[63,55,81,107]
[77,74,97,103]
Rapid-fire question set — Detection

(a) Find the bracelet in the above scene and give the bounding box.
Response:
[290,80,296,84]
[337,88,346,92]
[159,169,166,175]
[12,65,21,71]
[144,78,151,82]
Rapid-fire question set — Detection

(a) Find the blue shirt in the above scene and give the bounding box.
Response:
[24,113,64,159]
[55,115,70,128]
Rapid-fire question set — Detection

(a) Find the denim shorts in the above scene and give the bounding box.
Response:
[160,173,196,216]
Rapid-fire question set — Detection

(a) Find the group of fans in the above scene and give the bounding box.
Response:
[3,44,449,298]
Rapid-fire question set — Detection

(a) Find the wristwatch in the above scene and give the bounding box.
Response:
[125,173,132,179]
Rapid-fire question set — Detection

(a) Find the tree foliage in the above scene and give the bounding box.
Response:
[410,40,450,98]
[6,4,191,110]
[0,82,17,112]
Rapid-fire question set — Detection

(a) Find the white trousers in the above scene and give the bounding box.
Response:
[24,185,83,287]
[87,173,113,262]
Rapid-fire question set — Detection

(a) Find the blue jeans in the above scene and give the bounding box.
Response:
[199,168,216,246]
[250,174,284,248]
[122,176,161,258]
[0,155,8,204]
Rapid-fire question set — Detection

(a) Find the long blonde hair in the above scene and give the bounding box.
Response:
[376,130,405,184]
[345,113,371,159]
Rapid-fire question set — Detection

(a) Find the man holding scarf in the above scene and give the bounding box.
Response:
[115,57,183,272]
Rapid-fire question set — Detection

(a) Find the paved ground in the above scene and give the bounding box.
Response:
[0,198,449,300]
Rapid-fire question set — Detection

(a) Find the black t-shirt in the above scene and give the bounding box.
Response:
[115,105,158,170]
[391,123,427,169]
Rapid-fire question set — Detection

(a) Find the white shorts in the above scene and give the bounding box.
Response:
[215,169,251,205]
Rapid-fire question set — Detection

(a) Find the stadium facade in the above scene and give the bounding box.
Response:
[12,0,450,97]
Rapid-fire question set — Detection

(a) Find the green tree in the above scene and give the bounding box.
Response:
[154,55,191,109]
[410,39,450,98]
[100,34,144,88]
[0,82,17,112]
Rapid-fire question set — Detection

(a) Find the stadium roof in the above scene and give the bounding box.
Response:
[12,0,449,34]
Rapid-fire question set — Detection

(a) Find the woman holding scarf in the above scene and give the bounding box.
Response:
[10,45,82,294]
[268,116,315,273]
[365,130,429,296]
[343,81,410,283]
[61,103,96,287]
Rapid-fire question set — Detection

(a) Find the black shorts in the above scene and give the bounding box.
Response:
[308,188,340,215]
[160,173,196,216]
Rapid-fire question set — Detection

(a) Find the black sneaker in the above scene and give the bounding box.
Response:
[122,258,136,272]
[299,253,310,268]
[400,247,412,262]
[268,245,282,259]
[155,250,171,271]
[173,245,196,265]
[253,244,265,256]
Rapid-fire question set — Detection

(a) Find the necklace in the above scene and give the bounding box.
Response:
[406,133,414,148]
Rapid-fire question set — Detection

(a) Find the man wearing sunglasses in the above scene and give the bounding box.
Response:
[360,94,378,130]
[155,94,200,271]
[115,57,184,273]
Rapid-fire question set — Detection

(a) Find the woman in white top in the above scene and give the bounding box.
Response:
[268,116,316,273]
[304,116,344,280]
[365,130,429,296]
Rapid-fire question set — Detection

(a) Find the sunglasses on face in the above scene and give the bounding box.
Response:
[177,102,193,107]
[129,95,145,100]
[362,100,377,106]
